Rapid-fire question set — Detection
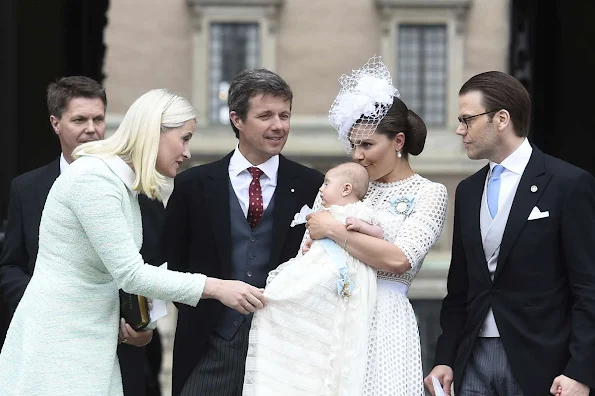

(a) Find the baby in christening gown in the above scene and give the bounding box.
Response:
[243,163,385,396]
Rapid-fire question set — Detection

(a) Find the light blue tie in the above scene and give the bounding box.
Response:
[487,165,505,218]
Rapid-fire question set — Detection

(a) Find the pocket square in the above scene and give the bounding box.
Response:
[527,206,549,220]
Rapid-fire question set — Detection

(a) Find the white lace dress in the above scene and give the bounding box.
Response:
[244,201,379,396]
[359,175,447,396]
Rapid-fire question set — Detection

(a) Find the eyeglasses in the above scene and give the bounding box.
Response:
[457,111,497,129]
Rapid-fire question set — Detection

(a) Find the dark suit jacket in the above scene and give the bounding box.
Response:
[0,222,9,349]
[0,158,165,396]
[0,159,60,312]
[162,153,323,396]
[434,147,595,396]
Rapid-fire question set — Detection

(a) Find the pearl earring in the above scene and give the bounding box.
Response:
[397,150,402,158]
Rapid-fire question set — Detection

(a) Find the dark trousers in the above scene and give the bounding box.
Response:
[459,338,524,396]
[180,321,250,396]
[118,328,162,396]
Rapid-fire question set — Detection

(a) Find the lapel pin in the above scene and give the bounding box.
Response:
[530,185,538,193]
[291,188,295,193]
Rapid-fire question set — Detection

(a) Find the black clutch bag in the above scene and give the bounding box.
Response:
[119,290,150,331]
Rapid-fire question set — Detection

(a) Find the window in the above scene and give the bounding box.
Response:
[375,0,471,130]
[188,0,282,126]
[397,24,447,127]
[209,23,260,124]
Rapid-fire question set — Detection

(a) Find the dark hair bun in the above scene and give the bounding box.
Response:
[405,109,427,156]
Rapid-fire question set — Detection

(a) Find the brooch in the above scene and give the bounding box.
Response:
[389,195,415,216]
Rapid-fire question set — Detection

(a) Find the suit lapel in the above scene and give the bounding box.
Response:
[269,156,300,268]
[36,158,60,210]
[204,153,233,278]
[494,149,551,282]
[466,166,493,283]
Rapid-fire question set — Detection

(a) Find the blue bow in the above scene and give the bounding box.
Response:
[337,266,354,298]
[320,238,353,299]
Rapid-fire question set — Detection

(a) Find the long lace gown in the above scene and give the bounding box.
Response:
[244,201,379,396]
[247,174,448,395]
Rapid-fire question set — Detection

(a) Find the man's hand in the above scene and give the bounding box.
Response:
[550,375,589,396]
[203,278,267,315]
[119,318,154,347]
[424,365,454,396]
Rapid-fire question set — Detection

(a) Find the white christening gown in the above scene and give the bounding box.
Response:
[243,201,379,396]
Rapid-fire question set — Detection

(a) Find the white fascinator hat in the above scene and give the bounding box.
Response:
[328,56,400,153]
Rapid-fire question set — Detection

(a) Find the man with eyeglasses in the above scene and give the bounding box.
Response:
[425,71,595,396]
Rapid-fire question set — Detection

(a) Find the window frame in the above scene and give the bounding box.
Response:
[397,23,448,127]
[188,0,283,126]
[208,22,261,124]
[376,0,471,130]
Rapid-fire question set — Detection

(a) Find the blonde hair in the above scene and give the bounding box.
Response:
[73,89,195,200]
[330,162,370,200]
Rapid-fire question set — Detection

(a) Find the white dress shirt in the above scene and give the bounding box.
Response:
[228,146,279,217]
[479,138,532,337]
[487,138,533,210]
[59,153,69,174]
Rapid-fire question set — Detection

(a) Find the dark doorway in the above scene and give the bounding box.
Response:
[0,0,109,350]
[510,0,595,175]
[0,0,109,221]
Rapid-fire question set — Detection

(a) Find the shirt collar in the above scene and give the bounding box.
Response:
[489,138,533,175]
[228,144,279,180]
[79,153,137,196]
[161,177,175,205]
[103,156,137,196]
[59,153,69,174]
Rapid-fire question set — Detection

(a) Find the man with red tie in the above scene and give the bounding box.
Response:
[162,69,324,396]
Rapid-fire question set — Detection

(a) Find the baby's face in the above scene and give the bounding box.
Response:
[319,169,348,207]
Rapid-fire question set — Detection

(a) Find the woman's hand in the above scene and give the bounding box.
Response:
[203,278,267,315]
[306,211,342,240]
[119,318,153,347]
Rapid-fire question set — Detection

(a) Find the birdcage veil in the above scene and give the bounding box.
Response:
[328,56,400,153]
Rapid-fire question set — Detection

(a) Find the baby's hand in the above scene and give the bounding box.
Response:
[345,217,364,232]
[302,238,313,254]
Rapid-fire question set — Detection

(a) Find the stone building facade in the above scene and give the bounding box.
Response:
[103,1,510,393]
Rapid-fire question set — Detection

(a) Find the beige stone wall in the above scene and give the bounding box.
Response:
[277,0,380,118]
[104,0,194,114]
[104,0,511,119]
[464,0,510,78]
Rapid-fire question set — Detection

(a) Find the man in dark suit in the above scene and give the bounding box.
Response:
[425,71,595,396]
[0,76,164,396]
[163,69,324,396]
[0,221,8,349]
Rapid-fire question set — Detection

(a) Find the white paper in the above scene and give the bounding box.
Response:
[145,263,168,330]
[290,204,313,227]
[432,376,446,396]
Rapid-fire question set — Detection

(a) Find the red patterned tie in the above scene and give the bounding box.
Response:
[247,167,264,229]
